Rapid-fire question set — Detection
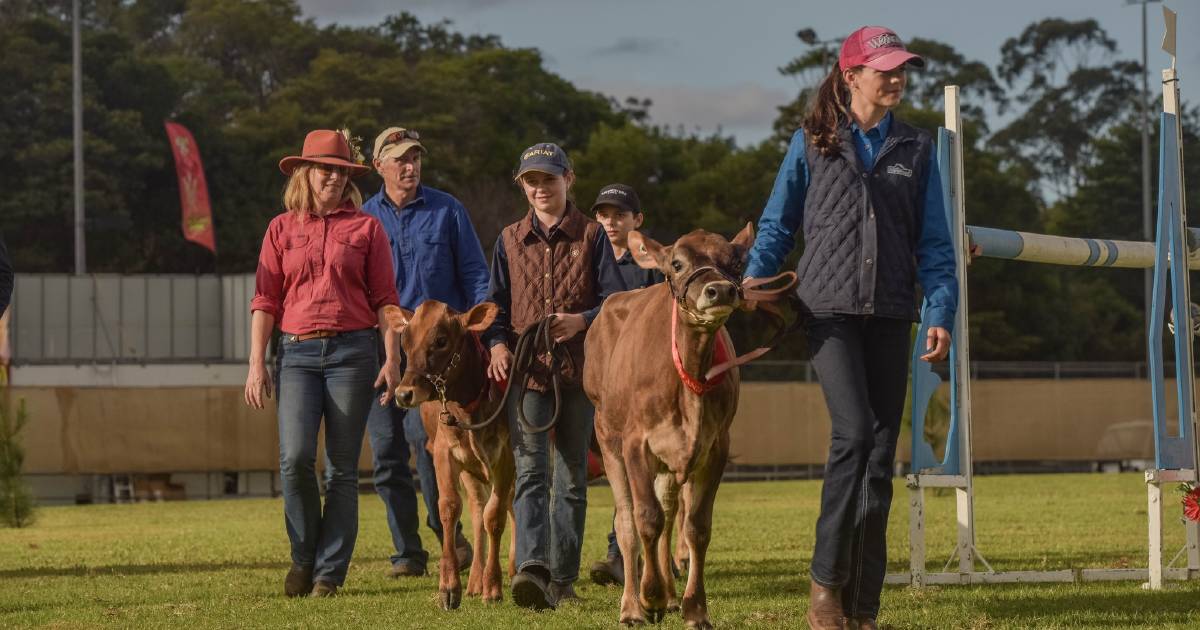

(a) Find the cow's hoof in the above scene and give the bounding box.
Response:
[685,620,713,630]
[666,602,681,613]
[620,614,646,626]
[482,593,502,604]
[647,608,666,624]
[439,588,461,611]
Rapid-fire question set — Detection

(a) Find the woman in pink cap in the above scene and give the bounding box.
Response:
[744,27,958,630]
[245,129,402,597]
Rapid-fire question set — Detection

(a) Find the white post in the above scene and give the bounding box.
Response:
[1147,472,1163,589]
[945,85,976,574]
[908,477,925,587]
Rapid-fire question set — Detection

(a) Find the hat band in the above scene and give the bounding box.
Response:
[305,153,353,160]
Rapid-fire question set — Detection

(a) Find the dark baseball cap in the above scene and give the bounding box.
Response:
[515,142,572,179]
[590,183,642,215]
[839,26,924,71]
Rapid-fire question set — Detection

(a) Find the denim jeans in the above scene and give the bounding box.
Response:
[365,400,429,567]
[508,384,595,585]
[276,329,378,586]
[806,315,911,619]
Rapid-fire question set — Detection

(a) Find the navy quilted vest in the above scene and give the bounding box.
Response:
[796,118,932,321]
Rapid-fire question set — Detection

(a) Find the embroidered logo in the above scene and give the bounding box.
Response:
[570,245,580,257]
[867,33,902,49]
[886,163,913,178]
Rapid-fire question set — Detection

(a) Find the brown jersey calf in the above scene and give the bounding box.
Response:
[584,224,754,629]
[384,301,516,610]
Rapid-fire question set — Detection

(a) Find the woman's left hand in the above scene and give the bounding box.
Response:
[920,326,951,362]
[549,313,587,343]
[375,359,402,406]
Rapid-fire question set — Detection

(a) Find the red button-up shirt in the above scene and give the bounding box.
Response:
[251,204,399,334]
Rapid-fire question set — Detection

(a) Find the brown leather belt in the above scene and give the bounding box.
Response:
[289,330,341,342]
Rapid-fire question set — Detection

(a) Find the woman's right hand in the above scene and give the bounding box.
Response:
[488,343,512,382]
[245,360,274,409]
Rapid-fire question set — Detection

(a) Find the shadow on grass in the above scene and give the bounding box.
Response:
[972,586,1200,628]
[0,560,291,579]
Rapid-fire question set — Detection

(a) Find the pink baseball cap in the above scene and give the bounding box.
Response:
[839,26,924,71]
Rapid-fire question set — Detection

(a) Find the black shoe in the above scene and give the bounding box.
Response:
[284,564,313,597]
[511,568,555,611]
[589,554,624,586]
[549,581,580,603]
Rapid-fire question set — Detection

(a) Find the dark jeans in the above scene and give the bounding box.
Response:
[366,401,429,567]
[807,315,912,619]
[508,384,595,585]
[366,337,461,568]
[276,329,377,586]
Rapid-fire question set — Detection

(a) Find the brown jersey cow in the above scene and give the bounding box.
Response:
[384,301,516,611]
[584,224,753,629]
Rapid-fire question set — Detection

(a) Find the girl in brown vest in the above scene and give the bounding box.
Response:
[483,143,625,609]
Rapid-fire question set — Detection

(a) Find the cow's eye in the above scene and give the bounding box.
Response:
[671,260,684,272]
[434,336,448,349]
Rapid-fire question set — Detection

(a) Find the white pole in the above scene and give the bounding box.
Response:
[72,0,86,275]
[945,85,976,574]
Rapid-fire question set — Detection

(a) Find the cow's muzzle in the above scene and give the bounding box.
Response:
[695,279,740,314]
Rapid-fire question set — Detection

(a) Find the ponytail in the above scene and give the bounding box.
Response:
[802,61,853,158]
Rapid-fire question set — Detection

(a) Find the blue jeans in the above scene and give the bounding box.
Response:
[806,316,911,619]
[508,384,595,585]
[366,401,429,566]
[276,329,378,586]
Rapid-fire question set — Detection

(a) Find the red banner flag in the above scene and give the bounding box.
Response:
[164,121,216,253]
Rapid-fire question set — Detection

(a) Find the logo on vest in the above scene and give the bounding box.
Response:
[886,163,913,178]
[570,245,580,257]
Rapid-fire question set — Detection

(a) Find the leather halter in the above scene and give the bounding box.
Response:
[667,267,799,394]
[423,331,492,426]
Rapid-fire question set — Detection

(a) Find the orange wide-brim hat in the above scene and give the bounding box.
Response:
[278,129,371,177]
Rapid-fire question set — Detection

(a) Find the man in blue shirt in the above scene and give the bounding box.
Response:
[362,127,491,577]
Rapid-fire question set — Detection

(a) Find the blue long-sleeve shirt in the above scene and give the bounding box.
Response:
[745,113,958,329]
[361,185,490,312]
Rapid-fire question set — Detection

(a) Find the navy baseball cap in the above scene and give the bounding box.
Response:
[515,143,571,179]
[590,183,642,215]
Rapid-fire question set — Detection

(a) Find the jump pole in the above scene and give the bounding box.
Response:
[889,5,1199,589]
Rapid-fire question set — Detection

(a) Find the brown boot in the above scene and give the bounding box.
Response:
[848,617,878,630]
[310,579,338,597]
[806,580,846,630]
[284,564,313,597]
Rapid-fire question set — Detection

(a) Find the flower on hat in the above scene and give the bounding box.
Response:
[1181,483,1200,522]
[338,127,366,166]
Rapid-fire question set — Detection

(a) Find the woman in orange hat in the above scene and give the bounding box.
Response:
[245,129,402,597]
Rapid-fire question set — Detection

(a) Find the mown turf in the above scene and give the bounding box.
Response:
[1,473,1198,628]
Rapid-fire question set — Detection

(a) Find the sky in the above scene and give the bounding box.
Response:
[297,0,1199,145]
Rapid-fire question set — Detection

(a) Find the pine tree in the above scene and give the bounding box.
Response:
[0,380,34,528]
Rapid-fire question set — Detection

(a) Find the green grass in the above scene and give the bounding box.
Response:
[1,473,1198,628]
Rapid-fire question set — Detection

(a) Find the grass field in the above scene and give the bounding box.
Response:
[2,473,1199,629]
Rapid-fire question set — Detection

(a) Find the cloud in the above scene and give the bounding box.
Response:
[582,80,792,143]
[592,36,675,57]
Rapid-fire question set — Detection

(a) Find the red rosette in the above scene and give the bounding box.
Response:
[1184,486,1200,522]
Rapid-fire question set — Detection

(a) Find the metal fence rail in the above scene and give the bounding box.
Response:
[11,273,255,364]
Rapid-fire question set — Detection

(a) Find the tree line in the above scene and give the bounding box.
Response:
[1,1,1197,361]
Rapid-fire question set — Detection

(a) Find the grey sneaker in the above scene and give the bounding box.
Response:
[310,580,338,597]
[589,554,624,586]
[284,564,313,597]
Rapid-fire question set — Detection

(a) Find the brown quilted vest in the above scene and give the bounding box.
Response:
[500,202,601,391]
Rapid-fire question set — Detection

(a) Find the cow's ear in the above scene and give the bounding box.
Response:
[460,302,499,332]
[383,305,414,333]
[731,222,755,251]
[628,230,670,271]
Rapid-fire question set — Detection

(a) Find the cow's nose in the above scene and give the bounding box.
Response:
[395,387,415,407]
[697,280,738,310]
